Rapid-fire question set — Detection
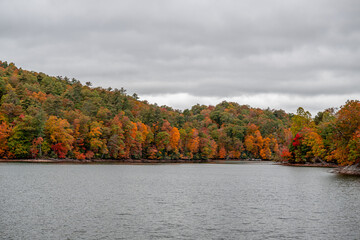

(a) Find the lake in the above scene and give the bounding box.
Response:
[1,162,360,239]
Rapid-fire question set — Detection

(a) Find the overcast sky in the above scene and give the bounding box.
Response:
[1,0,359,114]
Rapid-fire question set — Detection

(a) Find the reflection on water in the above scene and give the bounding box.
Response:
[0,163,359,239]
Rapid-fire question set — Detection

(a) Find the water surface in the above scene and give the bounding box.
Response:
[1,162,360,239]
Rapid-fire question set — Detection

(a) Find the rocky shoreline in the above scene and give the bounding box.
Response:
[279,162,360,176]
[279,162,337,168]
[332,164,360,176]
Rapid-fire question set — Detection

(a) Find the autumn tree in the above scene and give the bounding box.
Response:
[169,127,180,156]
[0,115,11,158]
[244,124,264,159]
[330,100,360,165]
[45,116,74,158]
[87,121,108,158]
[187,128,199,159]
[291,107,314,135]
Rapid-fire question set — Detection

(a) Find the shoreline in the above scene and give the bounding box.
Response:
[279,162,360,176]
[331,164,360,176]
[278,162,338,168]
[2,159,359,176]
[0,158,267,164]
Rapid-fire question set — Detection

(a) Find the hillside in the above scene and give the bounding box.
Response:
[0,60,359,166]
[0,61,291,161]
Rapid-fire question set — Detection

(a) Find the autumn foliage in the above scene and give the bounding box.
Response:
[0,61,358,166]
[283,101,360,166]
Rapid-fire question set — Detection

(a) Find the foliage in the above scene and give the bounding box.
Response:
[1,61,358,166]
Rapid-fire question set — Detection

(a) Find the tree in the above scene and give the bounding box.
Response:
[0,117,11,158]
[88,121,107,158]
[30,137,44,158]
[329,100,360,165]
[291,107,313,135]
[45,116,74,158]
[169,127,180,152]
[218,146,226,159]
[244,124,264,159]
[187,128,199,158]
[7,115,38,158]
[260,137,272,160]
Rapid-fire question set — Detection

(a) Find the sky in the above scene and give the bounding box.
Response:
[1,0,359,115]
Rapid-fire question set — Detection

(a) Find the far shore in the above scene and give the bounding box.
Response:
[3,159,359,176]
[0,158,267,164]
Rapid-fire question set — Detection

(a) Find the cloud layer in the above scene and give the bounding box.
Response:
[1,0,359,114]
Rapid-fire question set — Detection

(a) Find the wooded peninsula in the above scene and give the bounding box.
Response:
[0,61,359,167]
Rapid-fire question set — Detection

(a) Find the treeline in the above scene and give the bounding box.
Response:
[0,61,290,161]
[0,61,359,166]
[282,101,360,166]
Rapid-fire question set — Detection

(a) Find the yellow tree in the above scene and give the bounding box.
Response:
[109,112,138,159]
[88,121,108,158]
[45,116,74,158]
[302,130,325,160]
[291,107,314,135]
[260,137,272,160]
[134,122,150,158]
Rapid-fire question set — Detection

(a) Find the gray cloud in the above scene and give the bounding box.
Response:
[1,0,360,112]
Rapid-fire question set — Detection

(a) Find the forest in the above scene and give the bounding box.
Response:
[0,61,359,166]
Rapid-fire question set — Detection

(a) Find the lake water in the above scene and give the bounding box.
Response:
[1,162,360,240]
